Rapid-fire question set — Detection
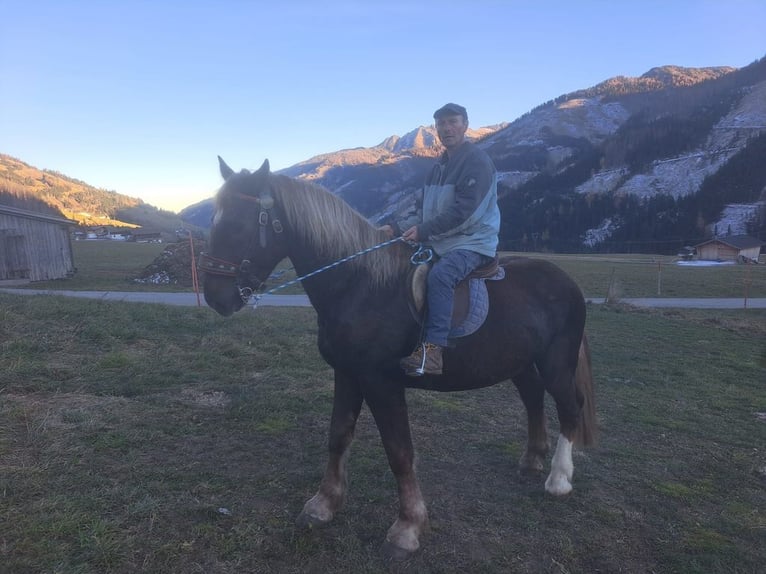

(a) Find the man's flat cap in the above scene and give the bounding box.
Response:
[433,103,468,120]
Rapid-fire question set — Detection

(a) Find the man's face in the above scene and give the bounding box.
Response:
[435,114,468,150]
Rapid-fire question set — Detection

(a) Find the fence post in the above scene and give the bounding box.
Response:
[189,231,201,307]
[657,260,662,296]
[605,267,616,304]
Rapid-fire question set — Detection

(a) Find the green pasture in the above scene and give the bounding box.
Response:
[44,241,170,291]
[1,290,764,573]
[2,240,765,572]
[26,240,305,294]
[534,252,766,299]
[17,240,766,299]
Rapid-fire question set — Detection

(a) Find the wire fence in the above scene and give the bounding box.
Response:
[504,252,766,300]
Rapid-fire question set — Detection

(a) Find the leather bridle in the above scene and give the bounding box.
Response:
[198,188,284,301]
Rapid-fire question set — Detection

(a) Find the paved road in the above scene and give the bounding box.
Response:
[0,288,312,307]
[585,297,766,309]
[1,288,764,309]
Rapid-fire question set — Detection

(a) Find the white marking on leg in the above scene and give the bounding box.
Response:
[545,435,574,496]
[213,208,223,226]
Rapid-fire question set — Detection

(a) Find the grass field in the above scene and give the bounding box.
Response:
[534,252,766,299]
[14,241,766,299]
[23,241,307,295]
[1,242,765,572]
[33,241,171,291]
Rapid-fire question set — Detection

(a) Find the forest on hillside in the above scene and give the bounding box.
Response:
[495,58,766,253]
[0,154,189,234]
[498,132,766,253]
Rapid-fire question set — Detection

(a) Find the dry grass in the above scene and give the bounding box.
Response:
[519,252,766,299]
[1,293,764,573]
[13,242,766,299]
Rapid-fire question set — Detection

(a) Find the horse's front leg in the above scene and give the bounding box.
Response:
[364,379,429,560]
[297,370,363,527]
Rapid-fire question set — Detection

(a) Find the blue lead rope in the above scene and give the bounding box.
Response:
[250,237,433,308]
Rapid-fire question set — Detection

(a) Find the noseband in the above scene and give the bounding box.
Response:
[197,252,268,300]
[198,187,284,301]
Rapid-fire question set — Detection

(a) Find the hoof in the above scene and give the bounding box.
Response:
[381,540,418,562]
[296,511,331,529]
[544,474,573,496]
[518,463,545,477]
[518,450,546,476]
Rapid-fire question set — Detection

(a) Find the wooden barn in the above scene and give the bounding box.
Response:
[0,204,77,281]
[693,235,764,263]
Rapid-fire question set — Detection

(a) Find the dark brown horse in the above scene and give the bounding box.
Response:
[201,158,597,559]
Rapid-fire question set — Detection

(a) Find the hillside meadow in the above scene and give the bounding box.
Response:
[0,154,197,234]
[1,241,765,573]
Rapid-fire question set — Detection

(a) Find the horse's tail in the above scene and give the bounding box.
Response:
[573,332,598,447]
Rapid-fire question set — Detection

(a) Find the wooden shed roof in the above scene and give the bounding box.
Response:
[0,204,77,226]
[693,235,764,250]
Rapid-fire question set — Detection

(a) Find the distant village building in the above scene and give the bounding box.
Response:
[0,204,76,281]
[693,235,764,264]
[87,225,128,240]
[79,225,157,241]
[130,229,163,243]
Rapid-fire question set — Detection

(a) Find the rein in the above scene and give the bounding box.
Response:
[199,236,433,307]
[248,238,433,308]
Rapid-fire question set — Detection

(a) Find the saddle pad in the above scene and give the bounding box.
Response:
[408,264,505,341]
[449,278,489,339]
[449,268,505,340]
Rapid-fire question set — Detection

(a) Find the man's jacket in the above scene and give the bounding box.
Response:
[396,141,500,257]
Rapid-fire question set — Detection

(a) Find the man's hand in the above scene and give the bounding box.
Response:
[402,225,419,242]
[378,225,395,239]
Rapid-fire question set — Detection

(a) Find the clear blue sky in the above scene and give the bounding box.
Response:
[1,1,764,212]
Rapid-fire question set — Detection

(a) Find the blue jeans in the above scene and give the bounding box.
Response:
[424,249,487,347]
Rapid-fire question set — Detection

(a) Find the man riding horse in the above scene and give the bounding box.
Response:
[203,112,595,559]
[381,102,501,376]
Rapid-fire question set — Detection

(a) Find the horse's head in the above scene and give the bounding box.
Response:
[200,157,290,316]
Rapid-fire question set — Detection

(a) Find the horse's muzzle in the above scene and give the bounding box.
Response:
[202,275,246,316]
[198,252,266,311]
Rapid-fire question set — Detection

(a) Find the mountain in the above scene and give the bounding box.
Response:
[181,59,766,253]
[0,154,191,238]
[181,123,506,227]
[6,59,765,254]
[491,60,766,251]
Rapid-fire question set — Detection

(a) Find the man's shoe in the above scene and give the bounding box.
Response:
[400,342,443,376]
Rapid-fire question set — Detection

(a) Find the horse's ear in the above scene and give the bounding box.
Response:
[257,159,270,175]
[218,156,235,180]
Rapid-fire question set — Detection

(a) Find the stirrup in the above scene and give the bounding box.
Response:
[402,342,441,377]
[412,342,428,376]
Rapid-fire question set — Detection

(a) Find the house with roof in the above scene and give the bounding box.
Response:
[129,229,163,243]
[693,235,764,263]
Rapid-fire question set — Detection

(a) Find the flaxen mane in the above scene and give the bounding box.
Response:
[271,174,409,288]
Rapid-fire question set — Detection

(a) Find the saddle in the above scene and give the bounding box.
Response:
[407,255,505,342]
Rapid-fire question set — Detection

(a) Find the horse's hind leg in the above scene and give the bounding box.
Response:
[538,336,584,496]
[512,365,549,474]
[297,370,363,527]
